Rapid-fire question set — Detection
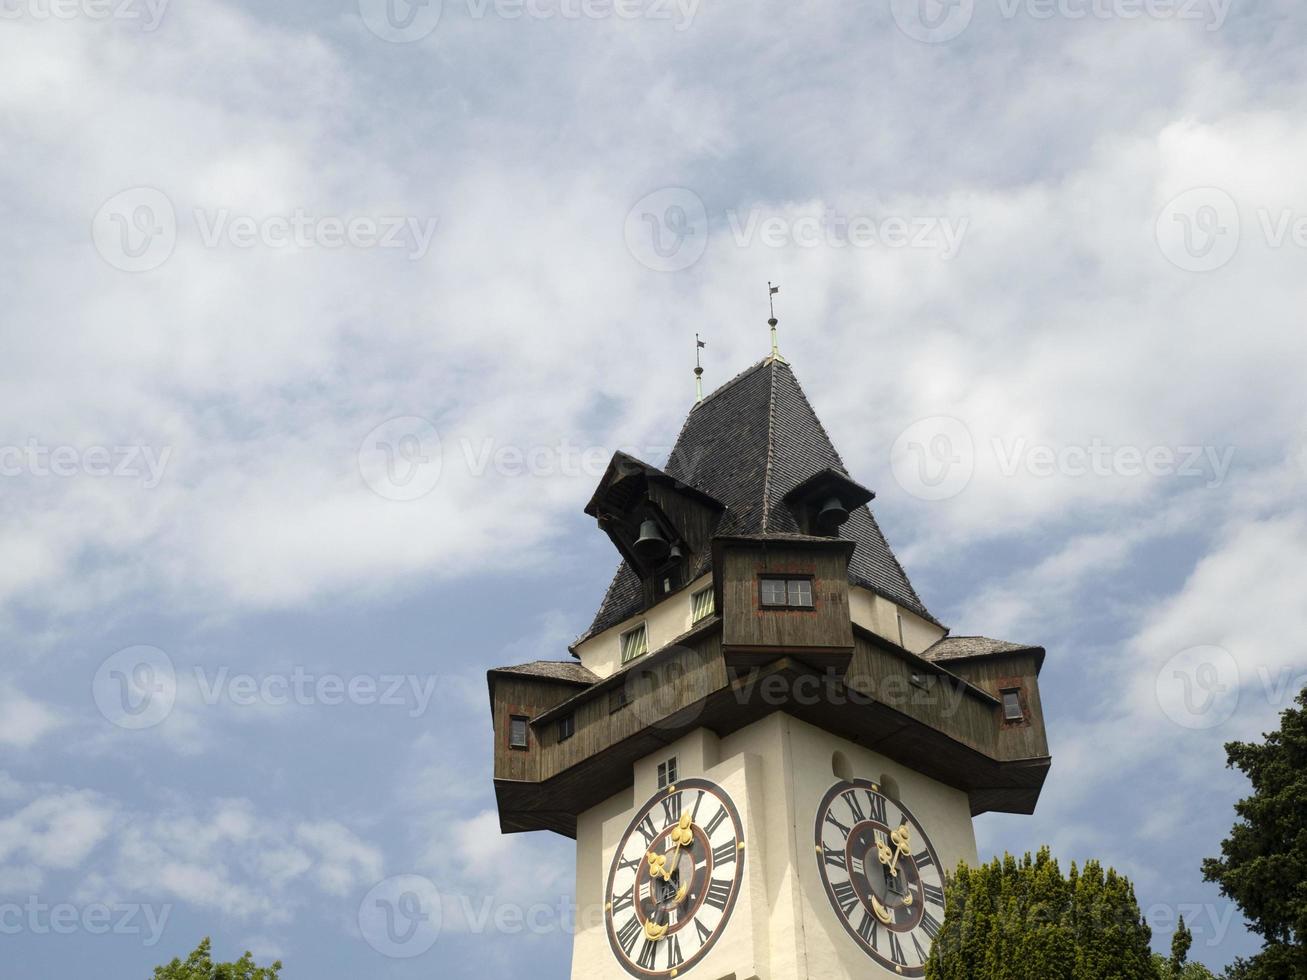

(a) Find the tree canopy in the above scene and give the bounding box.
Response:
[1202,688,1307,979]
[924,848,1156,980]
[152,938,282,980]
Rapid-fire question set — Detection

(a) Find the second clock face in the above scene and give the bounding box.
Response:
[814,779,947,976]
[604,778,745,978]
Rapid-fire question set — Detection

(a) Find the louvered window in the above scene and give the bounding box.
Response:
[620,623,648,664]
[691,586,715,623]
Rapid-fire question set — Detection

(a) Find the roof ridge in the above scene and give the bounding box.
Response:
[686,355,771,415]
[777,360,848,472]
[860,504,930,614]
[760,359,779,531]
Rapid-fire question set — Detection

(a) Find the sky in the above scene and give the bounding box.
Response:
[1,0,1305,976]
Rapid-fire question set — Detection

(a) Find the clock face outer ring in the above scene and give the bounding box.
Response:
[813,778,946,977]
[603,777,745,979]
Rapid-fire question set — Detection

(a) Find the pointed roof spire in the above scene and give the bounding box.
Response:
[578,356,939,645]
[767,282,786,363]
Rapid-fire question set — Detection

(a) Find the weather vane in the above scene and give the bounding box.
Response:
[768,282,784,361]
[694,333,706,402]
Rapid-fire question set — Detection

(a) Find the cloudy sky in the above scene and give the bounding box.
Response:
[1,0,1305,976]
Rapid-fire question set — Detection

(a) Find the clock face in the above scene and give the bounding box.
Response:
[814,779,946,976]
[604,778,745,978]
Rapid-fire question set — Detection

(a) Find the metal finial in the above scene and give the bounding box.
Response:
[767,282,784,361]
[694,333,706,402]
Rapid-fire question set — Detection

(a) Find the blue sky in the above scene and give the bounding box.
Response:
[2,0,1306,976]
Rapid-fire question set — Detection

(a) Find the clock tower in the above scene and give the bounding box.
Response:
[487,344,1051,979]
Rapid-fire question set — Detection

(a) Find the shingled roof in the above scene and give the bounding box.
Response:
[488,660,599,685]
[577,357,937,647]
[923,636,1043,664]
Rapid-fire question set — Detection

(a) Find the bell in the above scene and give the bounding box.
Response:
[816,495,849,533]
[633,519,670,563]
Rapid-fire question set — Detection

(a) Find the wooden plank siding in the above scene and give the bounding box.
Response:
[943,653,1049,762]
[719,542,854,654]
[490,625,1051,835]
[538,631,728,778]
[489,676,590,783]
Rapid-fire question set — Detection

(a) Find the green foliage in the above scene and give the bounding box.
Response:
[1172,916,1193,975]
[152,938,282,980]
[1151,953,1219,980]
[924,847,1155,980]
[1202,688,1307,979]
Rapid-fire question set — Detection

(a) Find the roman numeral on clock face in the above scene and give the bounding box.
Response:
[637,939,659,970]
[690,789,705,823]
[922,882,945,907]
[616,915,641,956]
[825,811,852,836]
[889,932,906,966]
[841,790,866,822]
[822,844,847,870]
[912,932,928,963]
[635,814,658,847]
[921,908,942,940]
[611,887,634,914]
[704,806,728,837]
[856,909,879,949]
[866,792,888,824]
[913,848,934,869]
[703,877,732,911]
[712,840,737,866]
[661,792,681,826]
[831,879,859,918]
[666,934,684,970]
[841,788,887,825]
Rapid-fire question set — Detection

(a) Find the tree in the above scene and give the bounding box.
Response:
[924,847,1156,979]
[1172,916,1193,976]
[1145,916,1221,979]
[152,938,282,980]
[1202,688,1307,980]
[1149,953,1219,980]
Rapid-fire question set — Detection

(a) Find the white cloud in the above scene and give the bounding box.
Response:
[0,790,115,871]
[0,0,1302,654]
[0,684,63,748]
[294,821,384,897]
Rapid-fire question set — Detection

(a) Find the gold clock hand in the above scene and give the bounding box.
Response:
[870,893,895,925]
[887,823,912,876]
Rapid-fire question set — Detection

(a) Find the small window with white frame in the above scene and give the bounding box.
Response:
[691,585,715,624]
[620,622,649,664]
[759,576,814,609]
[657,756,678,789]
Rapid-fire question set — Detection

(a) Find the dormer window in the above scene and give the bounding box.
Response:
[691,585,715,623]
[620,622,649,664]
[760,576,814,609]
